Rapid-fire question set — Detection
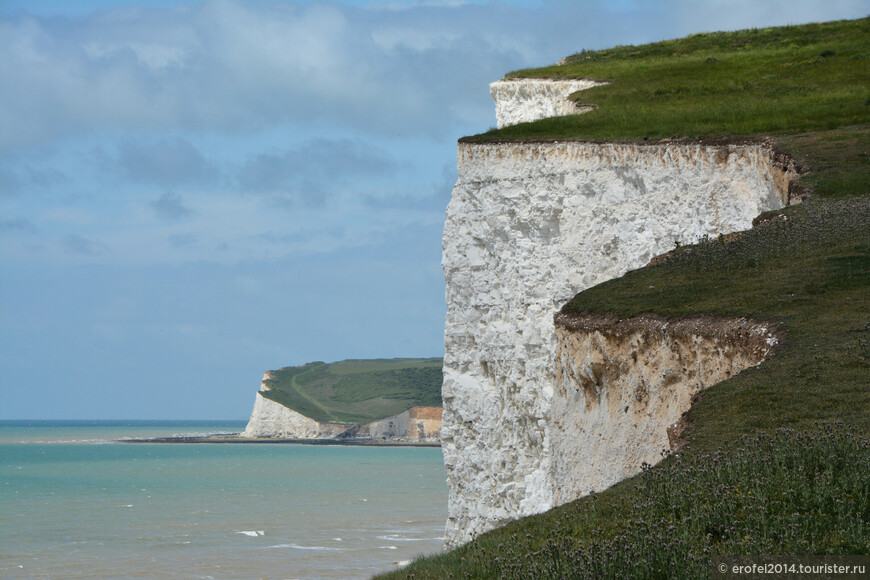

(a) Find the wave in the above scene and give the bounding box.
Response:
[377,534,441,542]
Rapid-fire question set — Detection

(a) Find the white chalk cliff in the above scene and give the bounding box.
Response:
[243,372,347,438]
[490,78,606,128]
[339,406,442,442]
[441,80,799,547]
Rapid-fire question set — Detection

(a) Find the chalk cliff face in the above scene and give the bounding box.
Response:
[243,392,347,438]
[243,372,347,438]
[441,81,799,546]
[340,406,442,443]
[490,78,606,128]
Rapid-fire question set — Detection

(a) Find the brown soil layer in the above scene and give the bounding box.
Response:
[554,311,785,361]
[408,406,443,420]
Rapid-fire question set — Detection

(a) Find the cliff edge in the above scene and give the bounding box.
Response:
[441,80,800,546]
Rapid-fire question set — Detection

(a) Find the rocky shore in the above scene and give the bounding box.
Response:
[118,433,441,446]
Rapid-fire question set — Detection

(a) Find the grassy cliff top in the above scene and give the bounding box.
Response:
[384,18,869,579]
[259,357,443,424]
[464,17,869,143]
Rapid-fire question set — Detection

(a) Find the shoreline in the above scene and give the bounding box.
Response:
[118,433,442,447]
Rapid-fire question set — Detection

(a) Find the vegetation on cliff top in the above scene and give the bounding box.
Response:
[464,17,869,143]
[260,357,442,424]
[382,17,869,579]
[386,427,869,578]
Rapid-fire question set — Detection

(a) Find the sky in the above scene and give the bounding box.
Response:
[1,0,867,420]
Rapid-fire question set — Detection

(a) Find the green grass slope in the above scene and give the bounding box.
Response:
[260,358,443,424]
[466,17,869,143]
[383,17,869,579]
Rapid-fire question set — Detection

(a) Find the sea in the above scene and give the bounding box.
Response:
[0,421,448,579]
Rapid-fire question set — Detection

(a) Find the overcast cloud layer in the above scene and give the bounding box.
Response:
[1,0,867,419]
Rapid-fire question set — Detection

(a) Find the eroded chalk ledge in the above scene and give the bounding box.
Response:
[550,311,783,506]
[490,78,608,128]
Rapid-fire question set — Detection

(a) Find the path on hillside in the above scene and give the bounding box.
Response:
[289,374,341,423]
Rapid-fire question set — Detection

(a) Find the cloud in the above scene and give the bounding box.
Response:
[362,162,455,211]
[363,188,452,212]
[104,137,216,188]
[4,0,867,150]
[26,165,68,188]
[238,139,399,202]
[0,160,67,195]
[63,233,108,255]
[168,233,196,248]
[150,191,193,220]
[0,163,21,196]
[0,218,38,233]
[0,1,588,148]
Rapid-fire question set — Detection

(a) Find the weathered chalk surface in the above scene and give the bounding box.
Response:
[490,78,606,128]
[441,138,797,546]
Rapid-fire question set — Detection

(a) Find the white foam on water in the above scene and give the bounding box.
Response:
[380,546,399,550]
[237,530,265,537]
[262,544,347,551]
[377,534,432,542]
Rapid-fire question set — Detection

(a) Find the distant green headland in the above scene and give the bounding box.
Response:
[259,357,443,424]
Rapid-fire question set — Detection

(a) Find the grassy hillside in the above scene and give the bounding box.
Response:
[260,358,443,424]
[466,17,869,142]
[383,18,869,579]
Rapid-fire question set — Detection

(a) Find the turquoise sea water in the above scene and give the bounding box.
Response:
[0,421,448,579]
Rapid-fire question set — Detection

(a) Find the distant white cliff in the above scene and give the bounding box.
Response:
[243,376,347,438]
[243,372,441,443]
[441,79,799,547]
